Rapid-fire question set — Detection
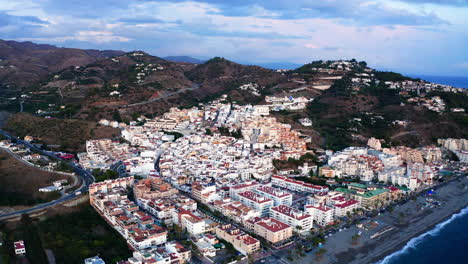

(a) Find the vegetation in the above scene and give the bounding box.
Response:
[374,71,415,82]
[295,176,327,186]
[294,60,327,74]
[0,150,68,206]
[4,113,120,152]
[36,204,132,263]
[428,90,468,109]
[218,127,243,139]
[165,131,184,141]
[315,248,327,261]
[0,190,61,206]
[56,161,75,173]
[92,169,119,182]
[0,215,48,263]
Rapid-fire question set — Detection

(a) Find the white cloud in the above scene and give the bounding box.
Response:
[304,43,320,49]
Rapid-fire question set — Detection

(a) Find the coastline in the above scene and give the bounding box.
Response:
[345,178,468,264]
[296,177,468,264]
[369,204,468,264]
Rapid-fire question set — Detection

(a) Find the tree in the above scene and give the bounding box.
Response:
[315,248,327,261]
[351,234,361,245]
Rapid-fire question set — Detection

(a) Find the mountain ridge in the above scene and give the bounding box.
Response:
[1,39,466,152]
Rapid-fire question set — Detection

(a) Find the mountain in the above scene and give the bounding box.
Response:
[21,50,197,120]
[244,62,302,70]
[0,39,124,89]
[0,39,466,152]
[163,56,205,64]
[184,57,289,104]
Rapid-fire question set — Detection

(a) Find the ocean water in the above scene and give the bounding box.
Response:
[375,207,468,264]
[408,74,468,89]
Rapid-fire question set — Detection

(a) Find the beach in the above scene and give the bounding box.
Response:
[296,177,468,264]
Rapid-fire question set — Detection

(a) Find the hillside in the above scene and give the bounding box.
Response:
[184,57,289,104]
[0,40,466,152]
[0,39,124,88]
[303,63,468,150]
[4,113,120,152]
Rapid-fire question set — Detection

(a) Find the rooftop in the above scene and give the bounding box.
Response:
[255,217,291,232]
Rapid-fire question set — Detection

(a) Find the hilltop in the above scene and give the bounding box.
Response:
[0,39,124,88]
[163,56,205,64]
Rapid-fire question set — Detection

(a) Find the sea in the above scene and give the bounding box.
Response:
[375,207,468,264]
[408,74,468,89]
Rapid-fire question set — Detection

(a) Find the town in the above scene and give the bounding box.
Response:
[9,94,458,264]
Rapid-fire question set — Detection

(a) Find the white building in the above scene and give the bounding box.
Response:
[305,205,334,227]
[270,205,313,233]
[236,191,274,217]
[230,181,261,200]
[84,256,105,264]
[14,241,26,255]
[255,186,293,206]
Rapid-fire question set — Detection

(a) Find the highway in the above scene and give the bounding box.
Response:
[0,129,95,220]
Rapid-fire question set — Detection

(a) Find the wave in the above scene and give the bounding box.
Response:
[374,206,468,264]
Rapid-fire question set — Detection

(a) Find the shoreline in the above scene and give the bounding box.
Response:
[346,178,468,264]
[296,177,468,264]
[369,203,468,264]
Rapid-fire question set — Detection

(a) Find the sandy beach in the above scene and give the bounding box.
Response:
[295,177,468,264]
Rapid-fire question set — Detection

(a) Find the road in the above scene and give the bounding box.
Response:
[0,129,95,220]
[0,191,78,221]
[0,146,82,195]
[126,83,200,107]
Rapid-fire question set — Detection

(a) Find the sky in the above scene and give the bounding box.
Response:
[0,0,467,76]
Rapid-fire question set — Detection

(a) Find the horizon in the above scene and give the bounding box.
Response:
[0,1,467,77]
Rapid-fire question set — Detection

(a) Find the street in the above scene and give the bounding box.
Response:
[0,129,95,220]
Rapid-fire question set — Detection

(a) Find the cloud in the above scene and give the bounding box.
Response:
[0,11,50,38]
[164,0,448,26]
[304,44,320,49]
[0,0,465,76]
[117,17,166,25]
[0,11,49,26]
[398,0,468,6]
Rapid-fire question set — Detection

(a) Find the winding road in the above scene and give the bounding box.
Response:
[126,83,200,107]
[0,129,95,220]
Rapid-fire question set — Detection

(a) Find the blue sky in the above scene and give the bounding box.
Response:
[0,0,467,76]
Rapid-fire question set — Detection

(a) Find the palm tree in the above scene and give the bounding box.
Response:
[315,248,327,261]
[351,234,361,245]
[398,212,406,224]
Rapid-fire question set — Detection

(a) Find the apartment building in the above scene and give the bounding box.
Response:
[246,217,293,244]
[229,181,260,199]
[270,205,313,233]
[213,198,261,224]
[134,178,178,199]
[335,183,389,209]
[89,177,134,195]
[137,198,176,225]
[176,210,206,235]
[305,204,334,227]
[215,224,260,255]
[236,191,273,217]
[192,182,217,204]
[255,186,293,206]
[89,184,168,250]
[271,175,329,193]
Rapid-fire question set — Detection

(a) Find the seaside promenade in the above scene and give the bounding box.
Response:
[294,177,468,264]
